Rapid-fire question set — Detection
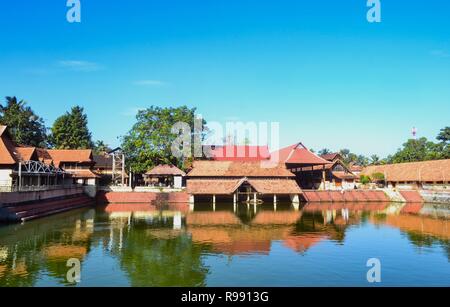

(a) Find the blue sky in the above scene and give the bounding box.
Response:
[0,0,449,157]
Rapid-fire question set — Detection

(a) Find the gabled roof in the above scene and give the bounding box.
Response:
[13,147,37,162]
[205,145,271,161]
[46,149,94,167]
[0,125,18,165]
[146,164,186,176]
[187,161,295,177]
[271,142,331,165]
[362,159,450,182]
[320,153,342,162]
[186,178,302,195]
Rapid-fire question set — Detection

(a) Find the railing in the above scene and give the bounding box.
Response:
[0,183,81,193]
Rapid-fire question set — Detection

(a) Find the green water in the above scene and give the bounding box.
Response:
[0,202,449,287]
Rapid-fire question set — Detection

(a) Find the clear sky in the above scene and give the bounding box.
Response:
[1,0,449,157]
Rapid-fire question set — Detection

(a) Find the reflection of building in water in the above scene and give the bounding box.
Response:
[371,212,450,239]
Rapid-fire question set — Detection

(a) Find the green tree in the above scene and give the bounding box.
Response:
[93,140,111,154]
[318,148,332,156]
[50,106,93,149]
[0,96,47,147]
[391,137,439,163]
[121,106,206,173]
[437,127,450,143]
[370,154,380,165]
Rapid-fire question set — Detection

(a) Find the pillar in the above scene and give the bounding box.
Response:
[253,193,257,205]
[189,195,195,204]
[273,194,277,204]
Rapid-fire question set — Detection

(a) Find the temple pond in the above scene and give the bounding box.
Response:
[0,202,449,287]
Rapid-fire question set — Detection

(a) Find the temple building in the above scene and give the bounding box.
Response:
[144,164,186,188]
[362,159,450,190]
[0,125,98,192]
[271,142,332,190]
[186,160,302,204]
[317,153,358,190]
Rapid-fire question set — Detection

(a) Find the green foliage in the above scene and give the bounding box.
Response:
[437,127,450,143]
[49,106,93,149]
[93,140,111,154]
[0,96,47,147]
[318,148,332,156]
[390,137,448,163]
[360,175,371,185]
[371,172,385,182]
[121,106,205,173]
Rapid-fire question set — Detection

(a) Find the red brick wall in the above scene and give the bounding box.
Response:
[399,191,424,203]
[303,190,389,202]
[96,191,189,204]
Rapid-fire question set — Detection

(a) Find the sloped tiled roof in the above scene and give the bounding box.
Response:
[362,159,450,182]
[146,164,186,176]
[187,179,243,195]
[247,179,302,194]
[0,126,17,165]
[187,161,295,177]
[13,147,37,162]
[320,153,341,161]
[271,142,331,165]
[47,149,93,167]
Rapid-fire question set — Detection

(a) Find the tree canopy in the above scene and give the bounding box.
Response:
[121,106,205,173]
[0,96,47,147]
[49,106,93,149]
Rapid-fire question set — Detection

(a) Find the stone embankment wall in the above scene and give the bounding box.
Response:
[0,187,84,206]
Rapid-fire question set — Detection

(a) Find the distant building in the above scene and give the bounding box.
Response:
[144,164,186,188]
[93,153,128,186]
[361,159,450,190]
[318,153,358,190]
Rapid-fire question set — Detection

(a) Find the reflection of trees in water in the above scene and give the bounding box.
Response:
[116,229,208,287]
[0,209,94,287]
[404,231,450,261]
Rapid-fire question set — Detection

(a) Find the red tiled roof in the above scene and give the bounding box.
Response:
[146,164,186,176]
[332,171,357,180]
[187,160,295,177]
[206,145,271,161]
[320,153,341,161]
[0,126,17,165]
[47,149,93,167]
[247,179,302,194]
[13,147,37,162]
[68,169,100,179]
[271,142,331,165]
[187,178,301,195]
[362,159,450,182]
[187,179,244,195]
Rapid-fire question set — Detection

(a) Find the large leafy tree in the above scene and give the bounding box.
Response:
[50,106,93,149]
[121,106,206,173]
[0,96,47,147]
[437,127,450,143]
[390,137,445,163]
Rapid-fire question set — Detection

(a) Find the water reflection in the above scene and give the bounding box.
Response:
[0,201,449,286]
